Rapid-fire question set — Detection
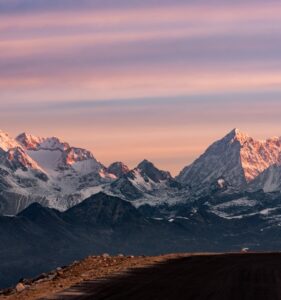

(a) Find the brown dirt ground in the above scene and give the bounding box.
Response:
[0,253,191,300]
[44,252,281,300]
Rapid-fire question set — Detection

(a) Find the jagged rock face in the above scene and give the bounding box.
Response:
[0,131,116,215]
[0,191,49,216]
[108,160,185,205]
[249,164,281,193]
[110,160,173,199]
[0,131,45,174]
[0,130,21,152]
[3,147,45,173]
[108,162,130,178]
[137,160,172,183]
[16,133,43,150]
[16,133,97,171]
[177,129,281,192]
[3,127,281,216]
[0,132,50,215]
[16,132,113,177]
[240,136,281,182]
[111,177,143,200]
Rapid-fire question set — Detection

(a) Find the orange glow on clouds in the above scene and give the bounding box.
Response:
[2,70,281,103]
[1,1,281,173]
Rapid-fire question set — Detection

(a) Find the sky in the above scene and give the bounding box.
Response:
[1,0,281,175]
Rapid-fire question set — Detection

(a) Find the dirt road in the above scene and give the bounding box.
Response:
[44,253,281,300]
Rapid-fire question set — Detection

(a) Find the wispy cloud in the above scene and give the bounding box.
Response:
[1,0,281,173]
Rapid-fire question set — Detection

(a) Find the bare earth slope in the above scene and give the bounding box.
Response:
[0,254,183,300]
[3,253,281,300]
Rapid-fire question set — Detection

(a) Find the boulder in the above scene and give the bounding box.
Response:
[15,282,25,293]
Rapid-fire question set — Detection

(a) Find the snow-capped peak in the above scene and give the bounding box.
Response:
[39,137,70,151]
[5,147,45,172]
[17,133,96,169]
[223,128,250,144]
[0,130,21,151]
[177,129,281,192]
[136,159,172,182]
[16,133,44,150]
[137,159,154,169]
[17,133,70,152]
[0,130,48,175]
[108,162,130,178]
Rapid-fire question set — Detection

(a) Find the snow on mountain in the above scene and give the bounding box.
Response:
[0,131,52,215]
[4,147,46,173]
[137,159,172,182]
[177,128,281,194]
[3,127,281,217]
[0,131,46,174]
[0,130,22,152]
[16,132,115,177]
[19,133,117,201]
[111,159,172,197]
[16,133,44,150]
[208,197,260,219]
[109,160,186,206]
[17,133,96,170]
[0,131,118,214]
[249,164,281,193]
[108,162,130,178]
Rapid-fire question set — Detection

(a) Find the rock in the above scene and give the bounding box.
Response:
[56,267,62,271]
[102,253,110,258]
[56,271,64,277]
[61,265,68,269]
[48,274,57,280]
[36,278,48,283]
[33,272,48,282]
[18,277,32,285]
[0,288,15,296]
[117,254,124,257]
[15,282,25,293]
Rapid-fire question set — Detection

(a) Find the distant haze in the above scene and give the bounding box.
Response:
[1,0,281,175]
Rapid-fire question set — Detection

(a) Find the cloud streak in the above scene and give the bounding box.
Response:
[1,0,281,173]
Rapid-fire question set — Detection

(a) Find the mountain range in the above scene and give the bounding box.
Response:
[2,128,281,288]
[1,128,281,215]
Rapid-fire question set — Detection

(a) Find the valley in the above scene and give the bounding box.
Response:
[1,128,281,289]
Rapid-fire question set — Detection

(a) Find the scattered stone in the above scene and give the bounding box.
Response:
[61,265,68,269]
[0,254,171,300]
[15,282,25,292]
[56,271,64,277]
[36,278,48,283]
[0,288,15,296]
[48,274,57,280]
[33,272,48,282]
[18,277,32,285]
